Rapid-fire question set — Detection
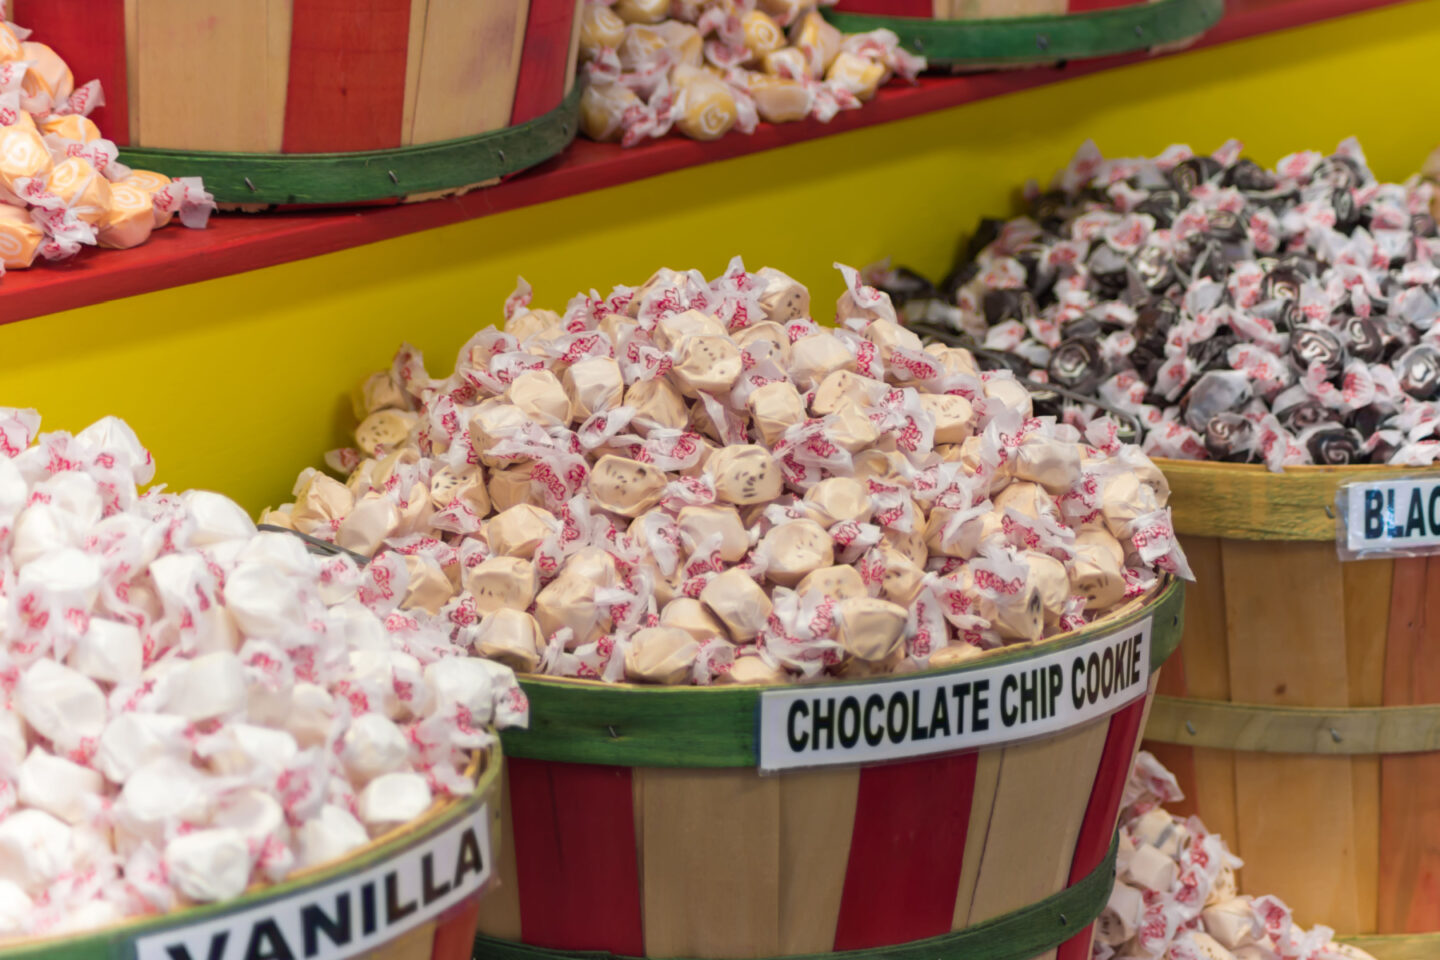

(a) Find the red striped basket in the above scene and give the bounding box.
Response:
[478,580,1183,960]
[7,0,583,205]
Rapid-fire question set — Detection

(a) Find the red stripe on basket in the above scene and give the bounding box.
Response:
[1055,697,1149,960]
[507,757,645,954]
[429,894,483,960]
[281,0,411,153]
[832,0,934,15]
[510,0,580,125]
[832,751,979,950]
[12,0,130,144]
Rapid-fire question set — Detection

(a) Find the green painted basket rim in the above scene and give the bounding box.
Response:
[0,739,504,960]
[474,832,1119,960]
[115,84,581,206]
[823,0,1224,65]
[499,577,1183,767]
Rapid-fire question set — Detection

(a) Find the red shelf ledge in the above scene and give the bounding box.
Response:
[0,0,1412,327]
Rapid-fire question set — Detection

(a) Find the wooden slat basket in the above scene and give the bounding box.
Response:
[6,0,583,206]
[476,579,1183,960]
[0,740,504,960]
[1138,460,1440,958]
[824,0,1223,67]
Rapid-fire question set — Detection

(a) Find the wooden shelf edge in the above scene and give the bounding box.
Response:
[0,0,1414,326]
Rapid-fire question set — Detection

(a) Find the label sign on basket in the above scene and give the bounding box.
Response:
[757,619,1152,772]
[133,804,492,960]
[1339,477,1440,558]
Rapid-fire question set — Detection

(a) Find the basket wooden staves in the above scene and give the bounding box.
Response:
[1139,459,1440,957]
[0,741,504,960]
[475,578,1183,960]
[5,0,583,206]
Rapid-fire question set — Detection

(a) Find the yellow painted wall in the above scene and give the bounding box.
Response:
[2,0,1439,514]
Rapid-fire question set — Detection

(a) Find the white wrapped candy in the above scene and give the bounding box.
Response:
[16,659,107,754]
[165,828,253,903]
[0,809,72,894]
[357,772,432,834]
[296,804,371,871]
[16,747,104,823]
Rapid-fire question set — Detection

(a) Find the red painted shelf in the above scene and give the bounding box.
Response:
[0,0,1412,326]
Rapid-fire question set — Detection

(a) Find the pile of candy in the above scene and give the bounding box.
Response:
[266,259,1190,686]
[1104,754,1375,960]
[0,18,212,272]
[880,138,1440,470]
[0,411,525,938]
[578,0,924,145]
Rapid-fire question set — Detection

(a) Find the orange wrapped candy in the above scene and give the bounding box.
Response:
[98,183,156,250]
[120,170,174,227]
[20,42,74,104]
[0,125,52,193]
[39,114,101,143]
[0,24,22,63]
[0,204,42,268]
[47,157,111,224]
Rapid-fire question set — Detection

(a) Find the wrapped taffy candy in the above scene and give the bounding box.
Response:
[1098,752,1378,960]
[886,137,1440,471]
[0,410,527,939]
[0,16,214,279]
[276,258,1191,687]
[576,0,924,146]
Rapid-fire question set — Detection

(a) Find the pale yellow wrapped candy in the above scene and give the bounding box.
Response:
[626,377,689,433]
[613,0,668,24]
[929,642,984,669]
[789,10,842,78]
[835,597,907,662]
[618,24,667,72]
[762,46,809,79]
[656,21,703,68]
[508,369,573,426]
[677,505,749,563]
[659,597,729,642]
[720,654,789,685]
[355,409,417,457]
[795,565,865,601]
[674,75,738,142]
[472,608,546,673]
[1070,529,1127,610]
[826,51,887,101]
[579,3,626,60]
[581,83,642,143]
[740,10,786,64]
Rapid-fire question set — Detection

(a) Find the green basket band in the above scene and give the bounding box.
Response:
[116,84,581,206]
[472,832,1117,960]
[1337,933,1440,960]
[499,578,1184,768]
[823,0,1223,65]
[1145,694,1440,756]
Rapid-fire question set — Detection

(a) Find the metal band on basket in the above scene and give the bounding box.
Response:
[822,0,1223,65]
[115,83,582,205]
[473,832,1119,960]
[1145,695,1440,756]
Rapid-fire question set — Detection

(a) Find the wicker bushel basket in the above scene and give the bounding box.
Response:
[474,579,1183,960]
[0,741,504,960]
[7,0,583,206]
[1139,460,1440,957]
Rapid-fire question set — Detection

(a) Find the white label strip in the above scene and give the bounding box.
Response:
[1343,478,1440,553]
[758,619,1152,773]
[133,804,492,960]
